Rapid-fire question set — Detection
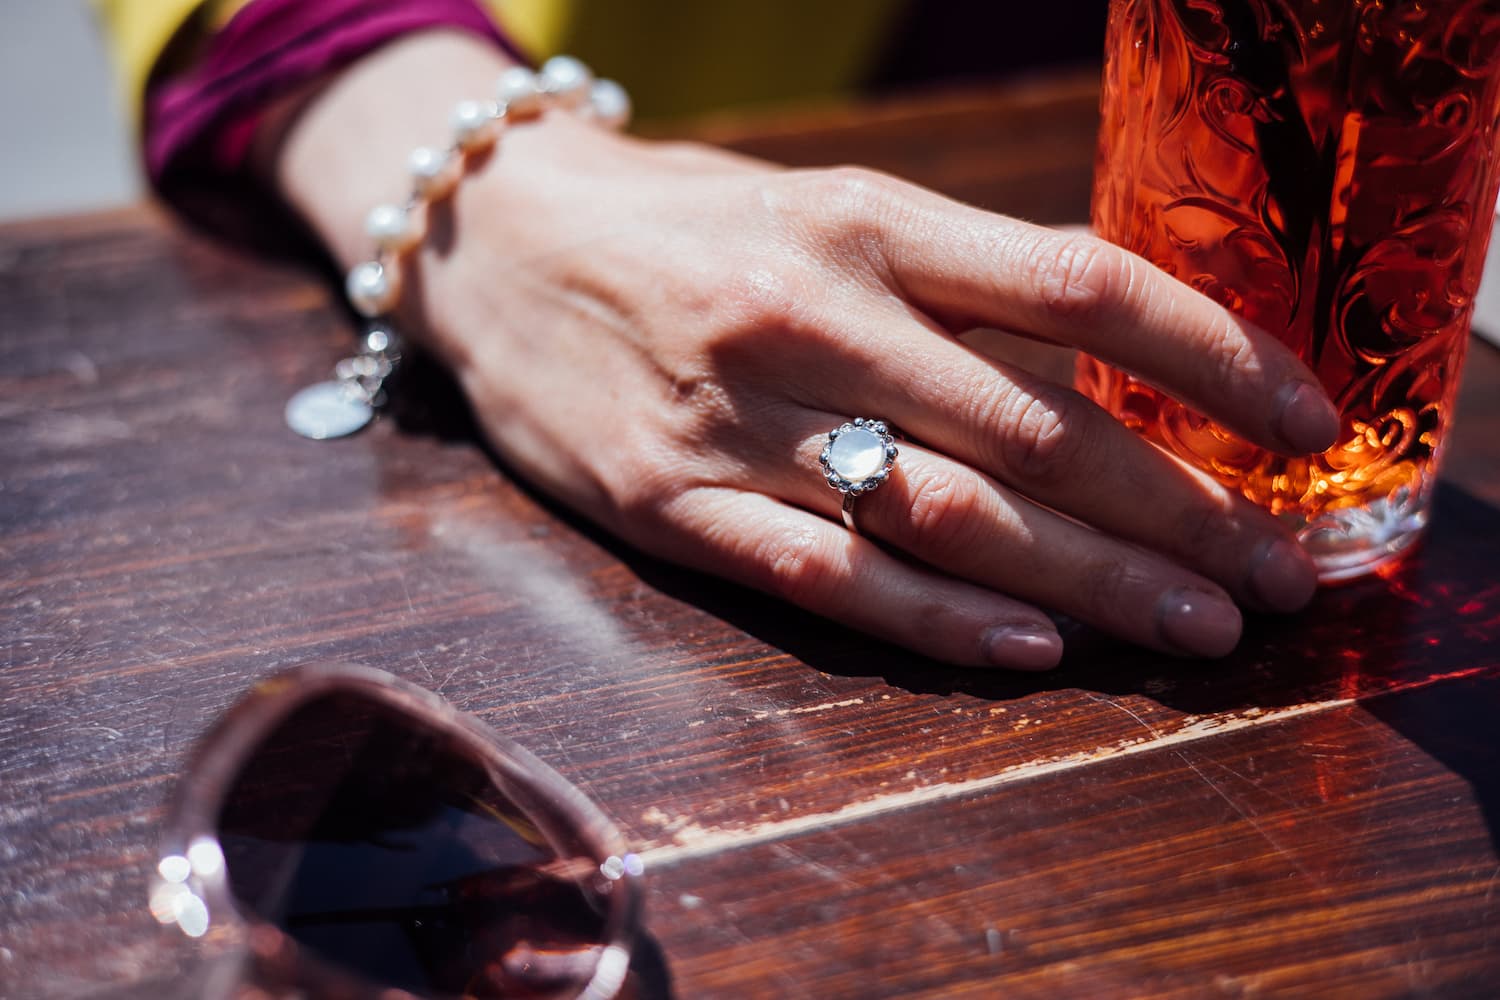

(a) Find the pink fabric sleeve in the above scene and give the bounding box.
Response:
[143,0,524,246]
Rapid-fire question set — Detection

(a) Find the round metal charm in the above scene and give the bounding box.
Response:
[284,381,374,440]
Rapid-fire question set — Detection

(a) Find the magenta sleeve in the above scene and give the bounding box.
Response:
[143,0,524,246]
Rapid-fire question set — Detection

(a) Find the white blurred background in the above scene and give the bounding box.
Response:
[0,2,140,221]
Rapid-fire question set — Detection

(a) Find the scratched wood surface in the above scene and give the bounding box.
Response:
[3,72,1500,999]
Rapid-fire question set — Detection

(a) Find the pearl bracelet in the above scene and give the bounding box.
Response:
[285,56,630,441]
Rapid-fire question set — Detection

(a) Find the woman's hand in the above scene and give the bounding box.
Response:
[267,32,1338,669]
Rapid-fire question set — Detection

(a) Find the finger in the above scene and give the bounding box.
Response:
[649,487,1064,670]
[958,326,1075,384]
[780,422,1245,658]
[789,308,1318,613]
[823,172,1339,456]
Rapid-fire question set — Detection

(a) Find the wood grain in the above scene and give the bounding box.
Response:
[3,72,1498,998]
[643,674,1500,998]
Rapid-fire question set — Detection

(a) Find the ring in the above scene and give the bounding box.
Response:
[818,417,899,533]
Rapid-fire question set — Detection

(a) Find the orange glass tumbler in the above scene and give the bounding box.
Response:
[1078,0,1500,580]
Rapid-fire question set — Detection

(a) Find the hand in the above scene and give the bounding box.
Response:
[269,33,1338,669]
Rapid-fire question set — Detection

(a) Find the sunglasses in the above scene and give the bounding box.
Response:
[149,662,644,999]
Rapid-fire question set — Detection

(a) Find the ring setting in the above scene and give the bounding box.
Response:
[819,418,898,531]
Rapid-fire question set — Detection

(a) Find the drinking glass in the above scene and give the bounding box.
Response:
[1077,0,1500,580]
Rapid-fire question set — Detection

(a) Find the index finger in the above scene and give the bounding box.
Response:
[852,179,1338,456]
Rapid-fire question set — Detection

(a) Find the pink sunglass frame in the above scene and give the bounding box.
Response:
[148,661,643,1000]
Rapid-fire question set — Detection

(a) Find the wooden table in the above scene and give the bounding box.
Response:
[4,72,1500,999]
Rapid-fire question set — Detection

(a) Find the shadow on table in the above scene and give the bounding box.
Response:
[1357,670,1500,857]
[629,482,1500,852]
[642,483,1500,710]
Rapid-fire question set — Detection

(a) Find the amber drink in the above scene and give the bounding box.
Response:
[1079,0,1500,579]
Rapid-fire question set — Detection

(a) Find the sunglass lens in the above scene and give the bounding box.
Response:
[216,690,612,998]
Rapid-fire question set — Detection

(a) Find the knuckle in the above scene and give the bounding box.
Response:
[756,526,842,610]
[1206,323,1260,391]
[714,265,804,332]
[1079,552,1136,614]
[1170,499,1237,561]
[606,421,719,534]
[608,451,680,531]
[899,465,991,560]
[706,264,838,369]
[905,597,977,649]
[1032,234,1131,324]
[805,166,900,221]
[779,167,906,268]
[990,383,1086,486]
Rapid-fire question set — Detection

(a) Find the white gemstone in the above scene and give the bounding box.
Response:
[827,427,886,482]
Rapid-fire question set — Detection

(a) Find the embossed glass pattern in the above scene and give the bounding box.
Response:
[1078,0,1500,579]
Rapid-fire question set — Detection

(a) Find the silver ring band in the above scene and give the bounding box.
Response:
[841,494,859,533]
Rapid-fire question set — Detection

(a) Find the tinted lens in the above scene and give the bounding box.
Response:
[217,691,611,998]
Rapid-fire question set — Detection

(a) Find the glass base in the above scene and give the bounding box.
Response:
[1294,484,1429,583]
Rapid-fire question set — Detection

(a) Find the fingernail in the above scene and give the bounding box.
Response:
[1273,381,1339,454]
[982,626,1064,671]
[1156,587,1242,658]
[1248,537,1318,612]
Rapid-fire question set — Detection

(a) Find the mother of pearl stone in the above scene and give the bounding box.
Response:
[827,427,886,482]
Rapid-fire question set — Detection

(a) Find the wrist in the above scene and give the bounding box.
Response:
[264,34,646,388]
[258,30,521,269]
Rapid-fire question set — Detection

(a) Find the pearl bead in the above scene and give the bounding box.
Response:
[408,146,459,199]
[588,78,631,130]
[540,55,593,108]
[363,203,423,253]
[364,325,393,354]
[346,261,400,317]
[450,99,499,152]
[496,66,544,118]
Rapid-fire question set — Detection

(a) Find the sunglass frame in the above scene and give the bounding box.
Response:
[149,661,643,1000]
